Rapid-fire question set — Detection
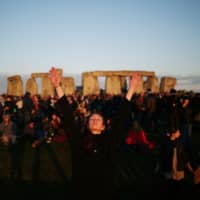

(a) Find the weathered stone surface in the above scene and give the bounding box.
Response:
[83,70,155,77]
[41,76,54,99]
[31,73,49,79]
[82,73,100,95]
[25,78,38,96]
[31,69,63,78]
[105,76,121,95]
[120,76,127,91]
[7,75,23,96]
[5,69,177,96]
[160,76,177,93]
[62,77,75,95]
[144,76,159,93]
[30,69,64,97]
[82,71,153,95]
[7,75,21,80]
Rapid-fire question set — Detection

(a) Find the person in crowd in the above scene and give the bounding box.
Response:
[0,95,5,122]
[178,96,193,154]
[48,66,141,200]
[124,120,155,153]
[0,111,23,180]
[0,112,17,145]
[157,128,194,197]
[44,112,67,144]
[193,152,200,194]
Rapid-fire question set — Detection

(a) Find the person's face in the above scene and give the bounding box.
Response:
[28,122,34,128]
[3,115,10,123]
[88,114,105,134]
[183,99,189,107]
[170,129,181,140]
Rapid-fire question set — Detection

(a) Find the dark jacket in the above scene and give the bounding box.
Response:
[55,95,132,199]
[160,137,190,173]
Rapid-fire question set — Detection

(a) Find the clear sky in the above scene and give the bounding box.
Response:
[0,0,200,81]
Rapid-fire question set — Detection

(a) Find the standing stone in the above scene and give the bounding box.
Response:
[5,69,177,96]
[42,76,54,99]
[30,69,63,98]
[160,76,177,93]
[62,77,75,95]
[120,76,127,92]
[82,73,100,95]
[144,76,159,93]
[7,75,23,96]
[25,77,38,96]
[105,76,121,95]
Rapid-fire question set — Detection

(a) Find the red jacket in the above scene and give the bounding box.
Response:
[125,129,155,149]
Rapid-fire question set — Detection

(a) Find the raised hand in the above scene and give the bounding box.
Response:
[49,67,64,98]
[129,73,141,92]
[126,73,142,101]
[49,67,62,88]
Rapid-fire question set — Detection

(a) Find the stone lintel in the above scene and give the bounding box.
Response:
[31,68,63,79]
[31,73,49,78]
[82,71,155,77]
[8,75,22,80]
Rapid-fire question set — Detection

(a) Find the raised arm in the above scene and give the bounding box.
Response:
[126,73,141,101]
[48,67,78,143]
[48,67,64,99]
[111,73,142,145]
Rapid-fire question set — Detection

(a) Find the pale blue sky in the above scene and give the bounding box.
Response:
[0,0,200,79]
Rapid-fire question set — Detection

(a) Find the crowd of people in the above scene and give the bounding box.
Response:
[0,67,200,198]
